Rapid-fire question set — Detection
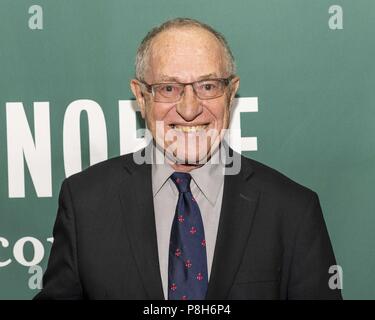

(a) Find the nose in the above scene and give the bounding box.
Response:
[175,85,203,121]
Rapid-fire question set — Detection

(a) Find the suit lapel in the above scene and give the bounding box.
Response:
[206,157,260,299]
[118,152,164,300]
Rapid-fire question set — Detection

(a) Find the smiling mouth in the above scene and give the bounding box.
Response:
[169,124,209,133]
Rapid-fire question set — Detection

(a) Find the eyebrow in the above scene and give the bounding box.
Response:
[157,73,219,82]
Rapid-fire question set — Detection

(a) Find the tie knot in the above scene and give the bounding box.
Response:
[170,172,191,193]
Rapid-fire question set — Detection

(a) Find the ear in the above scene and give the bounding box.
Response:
[228,76,240,109]
[130,79,147,118]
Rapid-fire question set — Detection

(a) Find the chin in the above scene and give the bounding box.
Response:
[160,126,222,165]
[174,144,214,165]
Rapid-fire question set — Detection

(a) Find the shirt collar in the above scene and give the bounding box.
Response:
[189,151,224,206]
[152,161,175,198]
[151,143,225,206]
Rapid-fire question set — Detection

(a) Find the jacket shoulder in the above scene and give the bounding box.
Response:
[63,153,136,193]
[241,155,318,204]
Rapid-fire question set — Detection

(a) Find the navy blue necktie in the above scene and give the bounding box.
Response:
[168,172,208,300]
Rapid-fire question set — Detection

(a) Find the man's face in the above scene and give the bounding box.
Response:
[131,27,239,168]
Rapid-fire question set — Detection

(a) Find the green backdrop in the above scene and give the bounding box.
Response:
[0,0,374,299]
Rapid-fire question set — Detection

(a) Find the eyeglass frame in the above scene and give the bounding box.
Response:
[137,75,236,103]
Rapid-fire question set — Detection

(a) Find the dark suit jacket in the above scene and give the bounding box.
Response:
[35,149,342,300]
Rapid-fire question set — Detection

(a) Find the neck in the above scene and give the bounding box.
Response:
[171,163,204,173]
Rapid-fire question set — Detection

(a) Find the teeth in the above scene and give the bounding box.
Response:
[172,125,207,133]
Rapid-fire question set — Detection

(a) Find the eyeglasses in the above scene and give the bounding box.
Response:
[138,75,235,103]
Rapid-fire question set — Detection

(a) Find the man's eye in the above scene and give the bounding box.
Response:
[161,85,176,92]
[200,82,217,91]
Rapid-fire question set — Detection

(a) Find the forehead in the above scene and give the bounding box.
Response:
[147,27,227,82]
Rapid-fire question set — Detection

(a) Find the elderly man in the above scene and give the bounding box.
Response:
[35,18,341,300]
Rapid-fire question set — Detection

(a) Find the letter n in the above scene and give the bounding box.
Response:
[6,102,52,197]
